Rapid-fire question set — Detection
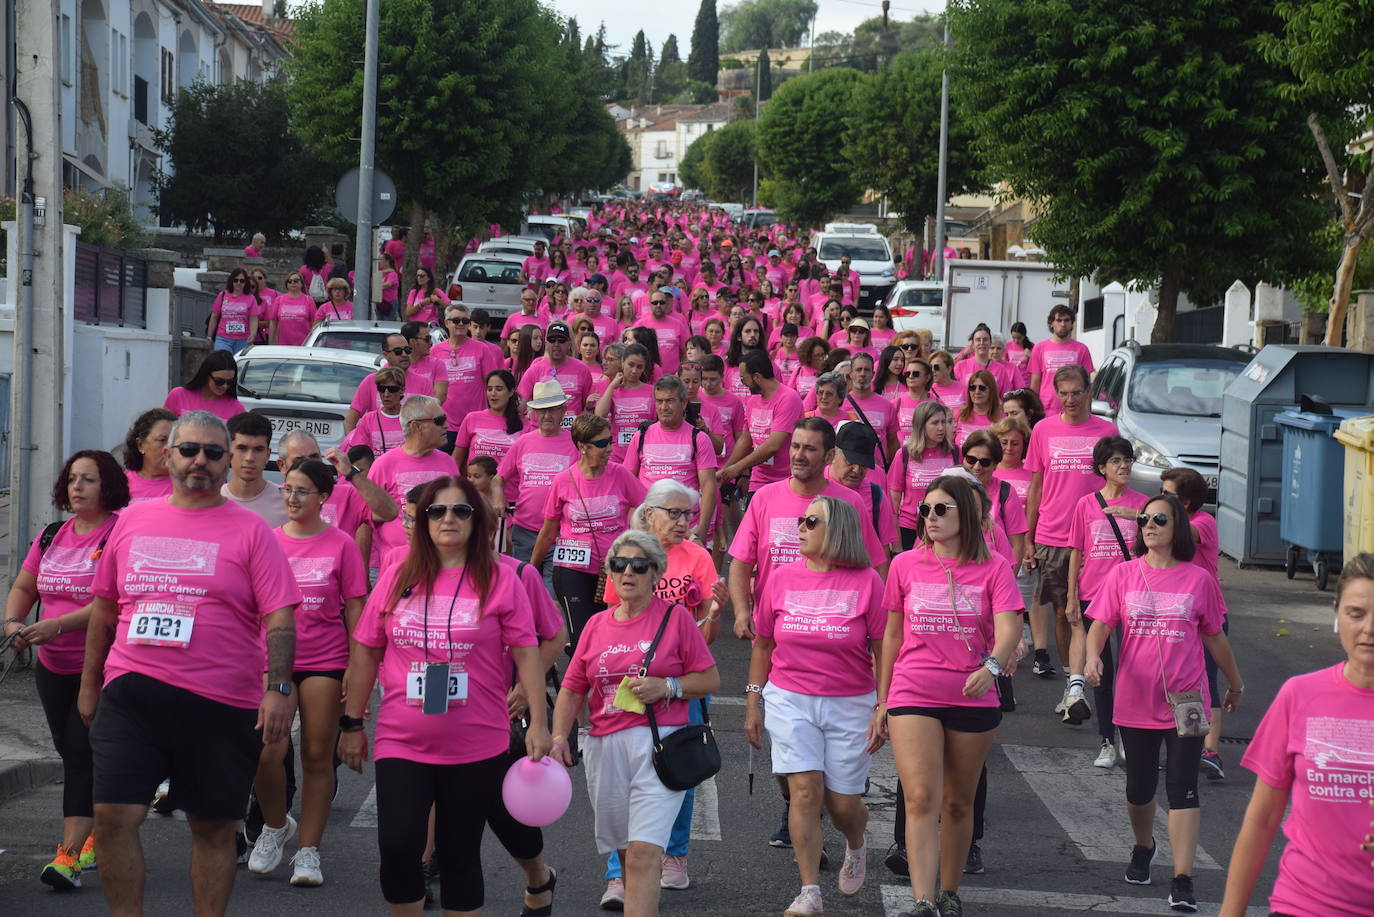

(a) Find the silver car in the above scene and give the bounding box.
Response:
[234,345,383,455]
[1090,342,1252,507]
[446,252,526,323]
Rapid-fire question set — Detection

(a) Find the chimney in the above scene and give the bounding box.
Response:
[263,0,273,21]
[656,105,662,116]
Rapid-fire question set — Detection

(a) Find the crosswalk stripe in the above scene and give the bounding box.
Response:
[350,783,377,828]
[690,775,721,840]
[1001,744,1220,870]
[881,884,1267,916]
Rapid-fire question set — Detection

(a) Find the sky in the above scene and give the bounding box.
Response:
[543,0,941,58]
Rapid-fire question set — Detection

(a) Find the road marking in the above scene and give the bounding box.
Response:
[881,884,1265,915]
[350,784,377,828]
[690,776,721,840]
[1001,744,1220,870]
[710,695,745,707]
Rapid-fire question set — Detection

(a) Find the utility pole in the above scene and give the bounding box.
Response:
[933,22,951,282]
[350,0,380,318]
[751,54,760,206]
[10,0,66,579]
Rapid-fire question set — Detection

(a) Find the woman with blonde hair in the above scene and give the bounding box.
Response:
[888,401,960,551]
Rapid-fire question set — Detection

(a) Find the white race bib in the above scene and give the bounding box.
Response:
[126,600,196,648]
[553,539,593,567]
[618,428,636,445]
[405,661,468,707]
[224,320,246,335]
[560,413,575,429]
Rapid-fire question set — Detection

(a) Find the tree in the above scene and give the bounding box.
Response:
[846,50,978,236]
[949,0,1335,341]
[660,33,681,67]
[757,48,773,101]
[679,128,718,192]
[688,0,720,91]
[154,80,326,240]
[720,0,818,52]
[1262,2,1371,344]
[622,30,655,104]
[705,120,757,201]
[757,67,864,225]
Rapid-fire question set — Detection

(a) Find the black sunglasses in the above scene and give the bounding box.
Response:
[905,370,925,379]
[413,415,447,428]
[174,442,227,461]
[797,514,823,531]
[918,502,958,519]
[608,555,654,574]
[964,455,995,468]
[377,384,403,394]
[425,503,475,521]
[209,374,236,387]
[969,384,990,393]
[387,346,413,356]
[584,436,613,449]
[899,343,918,350]
[1137,512,1171,528]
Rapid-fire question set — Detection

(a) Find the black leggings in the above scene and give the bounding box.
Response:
[553,566,604,652]
[1083,608,1117,743]
[1119,726,1204,810]
[893,764,988,847]
[35,662,94,819]
[375,754,541,911]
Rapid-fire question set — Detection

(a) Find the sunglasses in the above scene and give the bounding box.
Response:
[1137,512,1171,528]
[425,503,476,521]
[377,384,403,394]
[899,343,918,350]
[587,296,602,303]
[964,455,995,468]
[651,299,669,305]
[387,346,413,356]
[209,374,236,387]
[413,415,447,427]
[174,442,227,461]
[905,370,925,379]
[797,514,823,531]
[969,384,990,393]
[608,555,654,574]
[918,502,959,519]
[584,436,613,449]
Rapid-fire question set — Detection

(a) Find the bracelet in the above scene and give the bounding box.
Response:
[1226,686,1244,694]
[744,683,764,695]
[666,676,683,700]
[551,735,568,744]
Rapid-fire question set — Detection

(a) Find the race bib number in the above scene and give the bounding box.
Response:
[560,413,575,429]
[406,661,468,708]
[618,428,636,445]
[224,320,246,335]
[126,600,196,648]
[553,539,593,567]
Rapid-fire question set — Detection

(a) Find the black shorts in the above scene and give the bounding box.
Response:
[90,672,260,820]
[888,704,1001,733]
[293,669,346,687]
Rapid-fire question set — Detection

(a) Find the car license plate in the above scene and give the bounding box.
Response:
[270,416,340,441]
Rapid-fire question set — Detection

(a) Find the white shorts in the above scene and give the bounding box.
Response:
[582,724,686,854]
[762,683,875,795]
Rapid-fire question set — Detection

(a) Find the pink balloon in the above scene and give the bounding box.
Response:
[502,756,573,827]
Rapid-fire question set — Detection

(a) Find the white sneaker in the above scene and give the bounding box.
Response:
[248,814,297,874]
[1053,687,1070,715]
[1094,739,1118,769]
[289,846,322,886]
[785,884,824,916]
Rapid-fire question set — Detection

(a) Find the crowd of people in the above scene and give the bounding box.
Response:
[2,200,1372,917]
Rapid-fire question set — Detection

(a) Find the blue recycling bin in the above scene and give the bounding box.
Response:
[1276,408,1365,589]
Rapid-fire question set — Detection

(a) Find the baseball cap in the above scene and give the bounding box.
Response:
[835,423,877,470]
[670,251,684,262]
[546,321,571,341]
[587,273,608,287]
[768,249,781,257]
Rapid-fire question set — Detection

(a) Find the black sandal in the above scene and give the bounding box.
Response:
[520,866,556,917]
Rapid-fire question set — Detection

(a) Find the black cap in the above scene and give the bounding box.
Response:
[588,273,608,287]
[546,321,571,341]
[835,422,877,470]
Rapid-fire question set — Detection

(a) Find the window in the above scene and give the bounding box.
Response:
[685,123,693,134]
[458,260,523,284]
[1092,357,1125,412]
[161,48,176,104]
[60,15,72,85]
[655,139,669,159]
[112,32,128,97]
[1083,295,1104,332]
[237,359,374,406]
[818,239,890,261]
[311,331,393,355]
[133,76,149,124]
[1127,359,1245,417]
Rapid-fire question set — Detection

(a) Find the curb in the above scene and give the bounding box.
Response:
[0,757,63,804]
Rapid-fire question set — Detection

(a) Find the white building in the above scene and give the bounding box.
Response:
[617,101,732,192]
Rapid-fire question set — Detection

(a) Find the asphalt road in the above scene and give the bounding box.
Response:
[0,563,1344,916]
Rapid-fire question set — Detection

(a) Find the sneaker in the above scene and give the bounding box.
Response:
[937,889,963,917]
[289,846,323,886]
[1053,687,1070,715]
[818,841,831,871]
[883,843,909,877]
[247,814,297,874]
[77,834,97,872]
[1094,739,1118,769]
[1125,838,1156,885]
[599,877,626,910]
[899,902,940,917]
[1168,874,1198,912]
[1064,688,1091,725]
[660,854,689,890]
[1032,652,1056,678]
[784,884,824,916]
[40,844,81,890]
[1199,749,1225,781]
[838,841,866,895]
[152,779,175,815]
[770,803,793,847]
[963,842,985,875]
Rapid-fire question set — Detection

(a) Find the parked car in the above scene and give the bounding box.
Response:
[812,222,898,311]
[522,215,577,241]
[741,208,777,231]
[234,345,383,455]
[478,236,544,258]
[882,280,945,351]
[302,319,444,354]
[446,251,526,323]
[1090,342,1253,507]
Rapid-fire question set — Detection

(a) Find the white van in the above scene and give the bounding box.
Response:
[812,222,898,312]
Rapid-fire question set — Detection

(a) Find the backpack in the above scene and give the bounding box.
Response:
[307,269,328,303]
[634,420,701,464]
[868,481,884,533]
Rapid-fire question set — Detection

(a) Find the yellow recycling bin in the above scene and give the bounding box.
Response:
[1334,415,1374,562]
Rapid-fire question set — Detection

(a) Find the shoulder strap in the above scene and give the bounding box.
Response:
[1097,492,1132,561]
[869,481,882,532]
[999,480,1011,527]
[641,603,710,741]
[38,520,64,555]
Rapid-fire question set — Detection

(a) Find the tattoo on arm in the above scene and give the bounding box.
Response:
[266,626,296,683]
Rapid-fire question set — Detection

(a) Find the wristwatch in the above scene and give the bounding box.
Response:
[266,682,293,697]
[345,464,362,482]
[339,714,365,732]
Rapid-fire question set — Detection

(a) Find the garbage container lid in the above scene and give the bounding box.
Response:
[1334,414,1374,449]
[1275,408,1367,432]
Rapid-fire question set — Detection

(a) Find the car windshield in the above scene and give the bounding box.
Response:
[459,261,523,284]
[238,359,373,404]
[1128,359,1243,417]
[895,288,942,308]
[819,239,890,261]
[312,330,388,354]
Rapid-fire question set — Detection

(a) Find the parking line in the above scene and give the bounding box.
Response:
[881,884,1265,916]
[350,783,377,828]
[690,776,721,840]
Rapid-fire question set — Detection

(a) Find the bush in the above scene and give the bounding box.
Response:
[64,189,150,250]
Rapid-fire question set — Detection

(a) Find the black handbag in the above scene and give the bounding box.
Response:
[641,604,721,791]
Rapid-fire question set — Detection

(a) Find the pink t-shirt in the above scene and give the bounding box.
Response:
[344,409,404,456]
[516,357,595,428]
[454,409,527,464]
[755,563,885,697]
[542,463,646,574]
[562,598,715,737]
[825,466,899,548]
[954,358,1017,397]
[993,466,1032,504]
[1067,490,1149,602]
[314,299,355,323]
[1029,338,1094,409]
[1085,559,1226,729]
[603,384,655,463]
[349,371,433,416]
[163,387,245,421]
[624,422,717,489]
[602,539,717,610]
[633,314,690,373]
[894,392,931,441]
[848,392,897,460]
[213,293,261,340]
[1240,664,1374,917]
[1024,414,1119,546]
[367,448,459,553]
[699,389,746,457]
[498,430,580,531]
[931,382,965,412]
[21,516,118,674]
[321,481,370,538]
[743,385,806,488]
[1191,510,1220,578]
[888,446,961,528]
[502,312,546,341]
[353,564,536,765]
[499,555,564,642]
[431,338,501,431]
[729,478,886,600]
[954,412,995,448]
[274,524,368,670]
[125,470,173,504]
[788,366,820,399]
[404,288,449,324]
[93,499,302,709]
[272,293,317,346]
[883,545,1023,709]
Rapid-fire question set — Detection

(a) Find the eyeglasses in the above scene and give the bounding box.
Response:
[174,442,227,461]
[964,455,995,468]
[387,346,413,356]
[1136,512,1171,528]
[797,514,824,531]
[586,296,602,303]
[608,555,654,574]
[232,277,247,284]
[918,502,959,519]
[932,363,949,371]
[650,299,669,305]
[1057,389,1087,399]
[1105,456,1134,467]
[377,384,403,394]
[209,374,236,387]
[654,506,691,521]
[278,485,321,499]
[584,436,613,449]
[425,503,476,521]
[413,415,447,428]
[905,370,926,379]
[446,317,467,325]
[969,384,990,393]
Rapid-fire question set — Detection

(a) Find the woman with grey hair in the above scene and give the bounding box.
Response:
[806,371,856,429]
[744,496,887,916]
[552,530,720,917]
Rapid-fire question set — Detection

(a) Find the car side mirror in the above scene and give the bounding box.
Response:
[1091,399,1115,417]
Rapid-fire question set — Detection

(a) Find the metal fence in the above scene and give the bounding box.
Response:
[74,243,148,328]
[1172,305,1224,344]
[172,286,217,338]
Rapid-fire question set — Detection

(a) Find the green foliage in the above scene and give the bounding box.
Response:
[813,14,941,71]
[705,121,757,201]
[689,80,720,103]
[689,0,720,90]
[948,0,1335,338]
[153,80,326,241]
[65,189,152,249]
[1291,221,1374,313]
[622,30,655,104]
[756,67,863,225]
[660,34,681,67]
[846,50,977,235]
[720,0,818,52]
[1262,2,1374,115]
[719,58,745,70]
[758,48,773,100]
[679,129,717,192]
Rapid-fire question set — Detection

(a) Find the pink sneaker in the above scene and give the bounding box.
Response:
[838,841,866,896]
[599,877,625,910]
[660,854,690,889]
[785,884,824,916]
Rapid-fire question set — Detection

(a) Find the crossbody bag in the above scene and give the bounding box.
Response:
[641,603,721,791]
[1139,564,1209,737]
